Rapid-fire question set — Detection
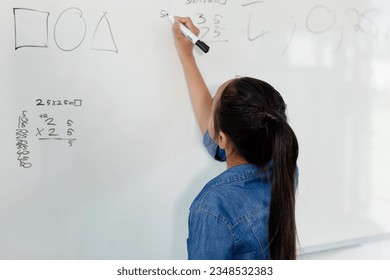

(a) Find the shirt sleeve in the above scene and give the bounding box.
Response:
[187,211,234,260]
[202,130,226,162]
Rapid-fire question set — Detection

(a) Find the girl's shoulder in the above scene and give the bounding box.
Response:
[190,164,272,226]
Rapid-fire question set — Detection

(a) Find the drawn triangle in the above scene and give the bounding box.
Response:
[91,12,118,53]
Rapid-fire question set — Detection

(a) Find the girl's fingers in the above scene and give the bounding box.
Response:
[172,19,183,39]
[176,16,200,36]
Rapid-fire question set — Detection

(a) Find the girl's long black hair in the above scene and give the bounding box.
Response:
[213,77,299,260]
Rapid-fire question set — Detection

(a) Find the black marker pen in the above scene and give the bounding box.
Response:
[165,12,210,53]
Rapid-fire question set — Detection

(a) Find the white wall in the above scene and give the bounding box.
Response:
[299,239,390,260]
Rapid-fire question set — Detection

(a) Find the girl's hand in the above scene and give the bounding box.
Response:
[172,17,200,61]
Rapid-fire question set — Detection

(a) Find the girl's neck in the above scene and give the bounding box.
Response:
[226,155,248,169]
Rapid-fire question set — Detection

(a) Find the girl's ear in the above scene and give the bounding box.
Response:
[218,131,228,150]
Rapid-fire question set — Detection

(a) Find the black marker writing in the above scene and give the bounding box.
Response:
[306,5,381,51]
[13,8,50,50]
[36,99,83,107]
[54,7,87,52]
[14,7,118,53]
[37,114,77,147]
[16,111,32,168]
[241,1,263,7]
[247,13,270,42]
[345,8,379,38]
[186,0,227,5]
[195,12,229,43]
[306,5,338,34]
[92,12,119,53]
[279,21,296,58]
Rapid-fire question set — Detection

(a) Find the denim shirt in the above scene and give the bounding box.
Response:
[187,131,273,260]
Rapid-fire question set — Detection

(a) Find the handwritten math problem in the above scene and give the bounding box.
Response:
[36,114,77,147]
[195,13,228,43]
[15,99,83,168]
[16,111,32,169]
[180,0,390,55]
[36,99,83,107]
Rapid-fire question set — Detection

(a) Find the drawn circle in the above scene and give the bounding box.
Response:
[306,5,338,34]
[54,7,87,52]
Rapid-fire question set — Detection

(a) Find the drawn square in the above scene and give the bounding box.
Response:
[13,8,50,50]
[74,99,82,107]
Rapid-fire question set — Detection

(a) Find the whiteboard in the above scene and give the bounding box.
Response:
[1,0,390,259]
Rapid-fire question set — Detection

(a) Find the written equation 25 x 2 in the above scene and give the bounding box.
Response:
[15,99,83,169]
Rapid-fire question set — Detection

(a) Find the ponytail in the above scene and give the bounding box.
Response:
[268,117,298,260]
[214,77,299,259]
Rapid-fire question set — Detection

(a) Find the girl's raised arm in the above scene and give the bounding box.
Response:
[172,17,212,135]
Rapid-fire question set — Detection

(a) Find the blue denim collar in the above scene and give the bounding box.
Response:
[211,161,273,186]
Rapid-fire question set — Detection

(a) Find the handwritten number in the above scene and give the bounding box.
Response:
[48,128,58,136]
[346,8,379,37]
[19,162,32,168]
[306,5,337,34]
[36,99,44,106]
[213,15,224,38]
[214,26,222,38]
[361,9,379,37]
[346,9,361,32]
[196,13,207,25]
[45,118,56,126]
[200,26,210,39]
[214,14,222,25]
